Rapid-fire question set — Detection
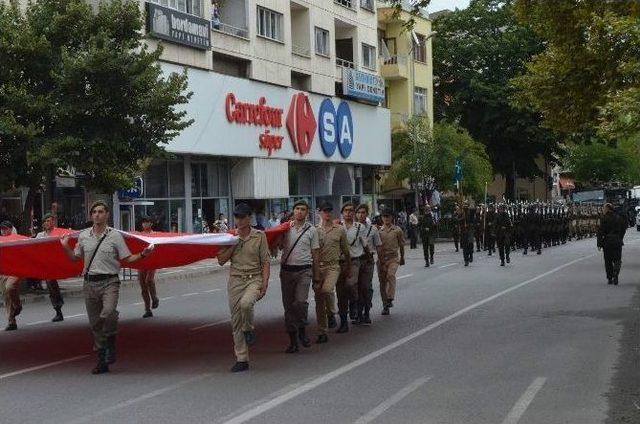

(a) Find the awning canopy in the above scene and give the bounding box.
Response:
[559,176,575,190]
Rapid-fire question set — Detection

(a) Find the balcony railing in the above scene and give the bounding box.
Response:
[360,0,375,11]
[336,58,355,68]
[212,21,249,39]
[381,54,408,66]
[292,43,311,58]
[335,0,355,10]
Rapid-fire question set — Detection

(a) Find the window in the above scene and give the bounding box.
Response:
[257,6,283,42]
[362,43,376,70]
[149,0,202,16]
[414,87,428,115]
[315,27,330,57]
[360,0,374,11]
[413,33,427,63]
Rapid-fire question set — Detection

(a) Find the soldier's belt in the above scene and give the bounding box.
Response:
[319,260,340,266]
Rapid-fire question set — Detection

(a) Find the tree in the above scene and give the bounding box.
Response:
[564,141,640,186]
[390,117,493,197]
[431,0,558,200]
[512,0,640,140]
[0,0,192,232]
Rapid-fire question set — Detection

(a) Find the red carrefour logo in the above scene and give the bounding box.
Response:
[286,93,317,155]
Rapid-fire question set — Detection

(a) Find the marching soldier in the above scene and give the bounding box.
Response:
[355,204,382,325]
[60,201,154,374]
[314,202,350,343]
[217,203,270,372]
[451,205,461,252]
[138,216,160,318]
[1,221,22,332]
[418,205,437,267]
[279,200,319,353]
[35,213,65,322]
[495,204,513,266]
[378,210,405,315]
[336,202,364,334]
[484,204,496,256]
[597,203,627,285]
[457,202,475,266]
[474,206,484,252]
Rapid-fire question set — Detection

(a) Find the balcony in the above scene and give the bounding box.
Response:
[380,54,409,80]
[335,0,355,10]
[292,43,311,58]
[211,0,249,40]
[360,0,375,11]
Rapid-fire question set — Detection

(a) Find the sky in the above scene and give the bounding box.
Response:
[427,0,471,13]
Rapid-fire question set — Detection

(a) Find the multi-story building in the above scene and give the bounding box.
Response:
[1,0,391,232]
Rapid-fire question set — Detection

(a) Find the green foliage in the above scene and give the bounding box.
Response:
[390,117,493,196]
[0,0,192,195]
[431,0,557,188]
[512,0,640,140]
[565,141,640,185]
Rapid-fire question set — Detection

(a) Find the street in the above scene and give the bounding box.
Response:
[1,234,638,424]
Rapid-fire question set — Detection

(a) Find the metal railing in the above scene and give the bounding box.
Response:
[381,54,408,66]
[335,0,355,9]
[336,57,355,68]
[212,21,249,39]
[292,43,311,58]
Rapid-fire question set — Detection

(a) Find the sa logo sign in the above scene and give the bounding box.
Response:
[318,99,354,158]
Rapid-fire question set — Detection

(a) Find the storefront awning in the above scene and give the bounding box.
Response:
[559,176,575,190]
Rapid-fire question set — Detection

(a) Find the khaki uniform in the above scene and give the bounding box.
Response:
[358,223,382,312]
[314,223,349,334]
[337,222,365,317]
[36,230,64,310]
[74,227,131,350]
[1,275,21,326]
[225,229,270,362]
[280,222,319,333]
[378,225,404,305]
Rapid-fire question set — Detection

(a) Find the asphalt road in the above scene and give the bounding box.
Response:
[1,233,639,424]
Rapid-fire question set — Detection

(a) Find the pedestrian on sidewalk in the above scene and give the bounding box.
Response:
[597,203,627,285]
[378,210,405,315]
[217,203,270,373]
[138,216,159,318]
[418,205,437,267]
[314,202,350,344]
[355,204,382,325]
[1,221,22,331]
[336,202,364,334]
[60,201,155,375]
[35,213,65,322]
[408,209,418,249]
[278,200,319,353]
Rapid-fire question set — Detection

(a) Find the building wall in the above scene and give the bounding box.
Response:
[487,156,552,202]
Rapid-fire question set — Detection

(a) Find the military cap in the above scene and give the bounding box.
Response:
[292,199,309,209]
[0,220,13,229]
[233,203,252,218]
[319,201,334,212]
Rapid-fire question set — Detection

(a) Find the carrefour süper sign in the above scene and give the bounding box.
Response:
[161,63,390,166]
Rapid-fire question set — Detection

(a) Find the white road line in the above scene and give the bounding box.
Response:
[190,319,230,331]
[182,292,200,297]
[397,274,414,280]
[218,254,592,424]
[26,320,50,326]
[0,355,89,380]
[66,373,214,424]
[66,314,85,319]
[439,263,457,268]
[501,377,547,424]
[159,296,174,301]
[132,302,144,306]
[353,376,431,424]
[205,289,222,293]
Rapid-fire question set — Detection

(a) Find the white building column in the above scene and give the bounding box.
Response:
[184,155,193,233]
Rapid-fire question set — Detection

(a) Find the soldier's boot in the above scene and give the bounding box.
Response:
[348,301,358,321]
[352,305,363,325]
[430,255,434,264]
[327,314,337,329]
[506,254,511,264]
[315,333,328,344]
[537,248,541,255]
[381,305,390,315]
[336,313,349,333]
[500,259,505,266]
[285,331,299,353]
[105,335,117,365]
[298,327,311,348]
[91,349,109,375]
[362,307,372,325]
[425,260,430,267]
[4,322,17,331]
[523,248,527,255]
[52,307,64,323]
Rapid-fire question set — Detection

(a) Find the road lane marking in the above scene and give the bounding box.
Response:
[219,254,593,424]
[132,302,144,306]
[182,292,200,297]
[205,289,222,293]
[26,320,50,326]
[159,296,174,301]
[397,274,414,280]
[501,377,547,424]
[353,376,431,424]
[190,318,230,331]
[439,263,457,268]
[66,314,85,319]
[66,373,214,424]
[0,355,89,380]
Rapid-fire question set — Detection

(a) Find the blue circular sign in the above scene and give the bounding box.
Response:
[318,98,337,157]
[336,101,354,158]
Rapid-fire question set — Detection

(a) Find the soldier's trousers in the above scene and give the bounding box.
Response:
[461,234,474,263]
[1,276,21,325]
[314,263,340,335]
[497,238,510,262]
[138,270,157,312]
[280,267,312,333]
[378,256,399,305]
[603,246,622,280]
[475,231,483,251]
[45,280,64,310]
[421,235,434,263]
[84,278,120,351]
[485,234,495,253]
[453,234,459,251]
[357,255,375,312]
[337,258,361,315]
[228,275,262,362]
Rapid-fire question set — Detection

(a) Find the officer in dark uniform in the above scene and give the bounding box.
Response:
[597,203,627,285]
[418,205,437,267]
[457,202,475,266]
[484,204,496,256]
[474,206,484,252]
[495,204,513,266]
[451,205,461,252]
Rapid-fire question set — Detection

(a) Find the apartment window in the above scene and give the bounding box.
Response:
[149,0,202,16]
[360,0,374,11]
[413,33,427,63]
[362,43,376,70]
[414,87,428,115]
[315,27,330,57]
[257,6,283,42]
